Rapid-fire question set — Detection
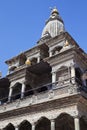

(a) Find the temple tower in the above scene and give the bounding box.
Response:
[0,7,87,130]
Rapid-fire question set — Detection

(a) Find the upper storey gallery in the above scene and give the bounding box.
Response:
[5,7,65,74]
[0,7,87,104]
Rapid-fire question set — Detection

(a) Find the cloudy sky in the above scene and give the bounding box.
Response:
[0,0,87,76]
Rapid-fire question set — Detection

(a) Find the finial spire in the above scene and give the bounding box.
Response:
[41,6,65,38]
[51,7,59,15]
[49,7,59,15]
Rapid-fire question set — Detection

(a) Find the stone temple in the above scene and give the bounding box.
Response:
[0,7,87,130]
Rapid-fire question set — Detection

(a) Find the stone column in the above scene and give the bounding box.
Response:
[37,55,40,63]
[74,117,80,130]
[52,72,56,83]
[15,126,19,130]
[71,63,75,84]
[32,123,35,130]
[49,51,52,57]
[51,119,55,130]
[8,87,13,101]
[21,83,26,99]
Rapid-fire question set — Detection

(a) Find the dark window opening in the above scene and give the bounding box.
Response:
[19,53,27,66]
[11,82,22,100]
[52,46,63,55]
[55,113,74,130]
[31,58,37,65]
[75,68,82,86]
[19,120,31,130]
[36,117,51,130]
[4,123,15,130]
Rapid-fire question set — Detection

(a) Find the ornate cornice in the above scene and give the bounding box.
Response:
[7,65,27,82]
[46,47,75,66]
[0,94,80,121]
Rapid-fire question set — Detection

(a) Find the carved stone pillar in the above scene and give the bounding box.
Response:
[15,126,19,130]
[37,55,40,63]
[71,63,75,84]
[32,123,35,130]
[8,87,13,101]
[74,117,80,130]
[21,82,26,99]
[52,72,56,83]
[49,51,52,57]
[51,119,55,130]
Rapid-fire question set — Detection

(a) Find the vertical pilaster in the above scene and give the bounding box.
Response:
[37,55,40,63]
[32,123,35,130]
[49,51,52,57]
[52,72,56,83]
[74,117,80,130]
[21,83,26,99]
[71,63,75,84]
[51,119,55,130]
[15,126,19,130]
[8,87,13,101]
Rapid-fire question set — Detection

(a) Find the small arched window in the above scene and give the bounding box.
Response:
[52,46,62,55]
[11,82,22,100]
[31,57,37,65]
[75,67,82,86]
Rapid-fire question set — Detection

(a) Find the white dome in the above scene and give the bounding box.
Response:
[41,8,65,38]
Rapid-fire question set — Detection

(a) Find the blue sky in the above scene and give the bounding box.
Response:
[0,0,87,77]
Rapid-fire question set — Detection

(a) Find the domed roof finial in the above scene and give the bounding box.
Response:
[51,6,59,15]
[41,6,65,39]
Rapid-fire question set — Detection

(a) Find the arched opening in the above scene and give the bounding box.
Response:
[75,67,82,86]
[19,53,27,66]
[31,58,37,65]
[55,113,74,130]
[12,82,22,100]
[52,46,62,55]
[0,78,10,104]
[56,66,70,86]
[4,123,15,130]
[19,120,31,130]
[36,117,51,130]
[80,117,87,130]
[9,66,17,74]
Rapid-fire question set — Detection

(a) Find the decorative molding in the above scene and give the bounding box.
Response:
[0,95,80,120]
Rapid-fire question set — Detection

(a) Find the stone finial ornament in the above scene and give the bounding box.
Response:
[41,7,65,38]
[25,58,31,66]
[64,40,69,47]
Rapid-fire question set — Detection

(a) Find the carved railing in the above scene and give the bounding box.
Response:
[0,77,86,106]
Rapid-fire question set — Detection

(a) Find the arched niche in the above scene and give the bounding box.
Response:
[19,120,32,130]
[52,46,63,55]
[11,82,22,100]
[36,117,51,130]
[4,123,15,130]
[75,67,82,86]
[56,66,70,83]
[0,78,10,104]
[18,53,27,66]
[55,113,74,130]
[31,57,37,65]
